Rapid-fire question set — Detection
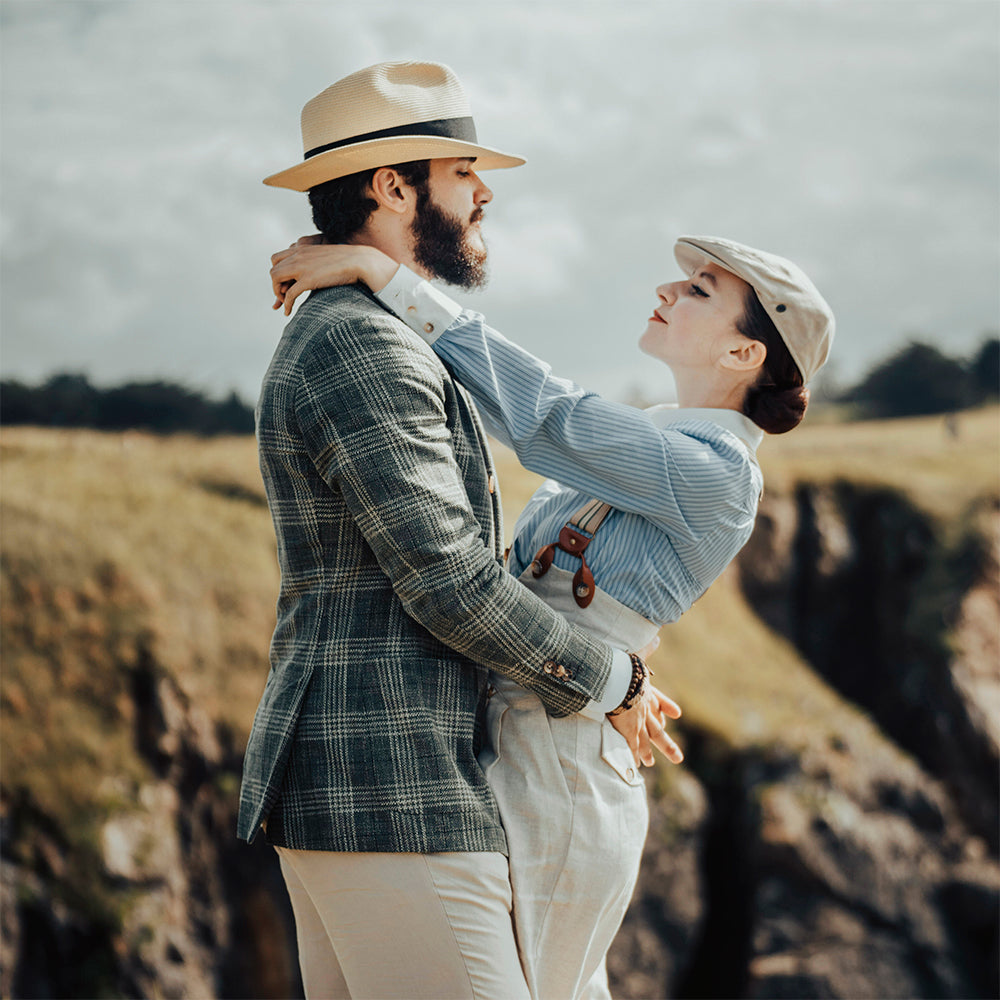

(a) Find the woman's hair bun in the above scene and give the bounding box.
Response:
[744,383,809,435]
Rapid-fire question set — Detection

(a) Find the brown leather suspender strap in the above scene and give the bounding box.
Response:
[529,499,614,609]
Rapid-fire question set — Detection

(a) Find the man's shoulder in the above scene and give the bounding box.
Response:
[273,286,412,362]
[293,285,398,330]
[263,284,441,393]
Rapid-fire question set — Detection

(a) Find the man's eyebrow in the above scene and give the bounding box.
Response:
[698,270,718,287]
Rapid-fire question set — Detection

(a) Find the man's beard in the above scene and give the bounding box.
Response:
[410,188,488,290]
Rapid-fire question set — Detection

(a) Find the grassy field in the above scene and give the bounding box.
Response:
[1,429,276,859]
[1,407,996,910]
[754,405,999,522]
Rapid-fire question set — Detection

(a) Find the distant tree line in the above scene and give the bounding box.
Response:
[839,336,998,419]
[0,373,254,435]
[1,336,997,433]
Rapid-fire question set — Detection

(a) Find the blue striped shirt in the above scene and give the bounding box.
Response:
[378,268,764,627]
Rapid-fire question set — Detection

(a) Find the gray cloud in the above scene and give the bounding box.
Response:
[1,0,997,406]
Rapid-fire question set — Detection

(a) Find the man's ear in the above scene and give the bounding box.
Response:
[369,167,416,215]
[723,337,767,373]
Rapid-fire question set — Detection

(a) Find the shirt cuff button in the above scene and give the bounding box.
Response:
[407,305,417,314]
[424,322,435,334]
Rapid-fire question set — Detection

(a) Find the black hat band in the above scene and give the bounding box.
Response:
[305,116,478,159]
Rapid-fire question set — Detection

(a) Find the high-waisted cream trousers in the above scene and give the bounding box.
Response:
[480,564,660,1000]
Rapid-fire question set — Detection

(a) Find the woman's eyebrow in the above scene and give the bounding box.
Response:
[698,270,718,287]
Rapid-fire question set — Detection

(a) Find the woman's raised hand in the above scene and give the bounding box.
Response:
[270,239,400,316]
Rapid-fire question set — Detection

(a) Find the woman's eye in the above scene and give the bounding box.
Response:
[689,283,709,298]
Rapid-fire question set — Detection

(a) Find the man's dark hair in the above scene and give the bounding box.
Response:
[308,160,431,243]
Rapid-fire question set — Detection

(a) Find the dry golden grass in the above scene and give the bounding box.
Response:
[1,408,995,870]
[757,405,999,523]
[1,428,278,850]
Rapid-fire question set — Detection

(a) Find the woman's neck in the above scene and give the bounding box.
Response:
[672,369,750,412]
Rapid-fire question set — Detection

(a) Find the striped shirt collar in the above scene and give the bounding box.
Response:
[644,404,764,455]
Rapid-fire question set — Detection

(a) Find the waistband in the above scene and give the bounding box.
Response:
[491,565,659,708]
[516,564,659,651]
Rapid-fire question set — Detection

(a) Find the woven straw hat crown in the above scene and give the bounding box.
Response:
[264,61,525,191]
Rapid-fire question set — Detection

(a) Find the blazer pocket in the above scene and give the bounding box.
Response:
[601,718,645,787]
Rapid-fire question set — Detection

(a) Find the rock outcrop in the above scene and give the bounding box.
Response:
[2,437,997,999]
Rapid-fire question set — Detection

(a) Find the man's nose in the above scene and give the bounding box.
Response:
[473,173,493,204]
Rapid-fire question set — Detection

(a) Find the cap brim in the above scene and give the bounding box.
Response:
[264,136,525,191]
[674,238,745,285]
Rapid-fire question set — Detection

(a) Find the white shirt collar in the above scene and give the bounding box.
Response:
[644,404,764,454]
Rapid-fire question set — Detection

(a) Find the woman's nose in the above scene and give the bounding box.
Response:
[657,283,676,305]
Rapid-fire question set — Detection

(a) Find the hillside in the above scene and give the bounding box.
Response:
[1,409,998,999]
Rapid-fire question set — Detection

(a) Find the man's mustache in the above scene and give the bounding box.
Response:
[471,206,485,224]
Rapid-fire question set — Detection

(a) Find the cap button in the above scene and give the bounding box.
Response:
[775,304,787,313]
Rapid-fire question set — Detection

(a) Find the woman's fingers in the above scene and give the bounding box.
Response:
[283,281,308,316]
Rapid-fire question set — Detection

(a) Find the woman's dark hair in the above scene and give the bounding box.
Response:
[737,287,809,434]
[307,159,431,243]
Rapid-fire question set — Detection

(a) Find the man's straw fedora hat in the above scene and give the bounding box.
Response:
[264,61,525,191]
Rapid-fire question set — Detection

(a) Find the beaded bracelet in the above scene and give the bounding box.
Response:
[606,652,648,716]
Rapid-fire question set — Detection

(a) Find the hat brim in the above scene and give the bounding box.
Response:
[264,136,525,191]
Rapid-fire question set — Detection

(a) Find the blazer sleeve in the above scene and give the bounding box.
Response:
[293,312,615,716]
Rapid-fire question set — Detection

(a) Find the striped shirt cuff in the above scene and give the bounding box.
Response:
[377,265,463,344]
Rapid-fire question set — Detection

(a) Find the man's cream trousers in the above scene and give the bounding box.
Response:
[276,847,530,1000]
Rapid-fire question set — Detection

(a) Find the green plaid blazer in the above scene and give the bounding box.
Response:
[237,286,614,853]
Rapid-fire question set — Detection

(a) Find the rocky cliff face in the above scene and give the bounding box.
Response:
[609,484,1000,1000]
[739,483,999,850]
[2,476,998,999]
[2,651,300,1000]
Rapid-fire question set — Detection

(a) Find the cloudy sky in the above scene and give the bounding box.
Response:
[2,0,998,406]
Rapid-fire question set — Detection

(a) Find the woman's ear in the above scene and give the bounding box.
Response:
[368,167,416,215]
[723,337,767,373]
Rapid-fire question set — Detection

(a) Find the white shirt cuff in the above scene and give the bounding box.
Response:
[578,649,633,721]
[376,264,463,344]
